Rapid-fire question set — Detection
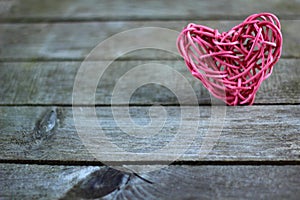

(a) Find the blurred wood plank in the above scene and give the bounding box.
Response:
[0,20,299,60]
[1,164,300,199]
[0,164,101,200]
[0,0,299,21]
[0,105,299,162]
[0,59,298,105]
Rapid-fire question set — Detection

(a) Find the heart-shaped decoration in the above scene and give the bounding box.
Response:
[177,13,282,105]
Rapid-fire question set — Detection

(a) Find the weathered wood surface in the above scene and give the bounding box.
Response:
[0,0,299,199]
[0,20,299,60]
[0,105,299,162]
[0,0,299,21]
[0,59,299,105]
[1,164,300,200]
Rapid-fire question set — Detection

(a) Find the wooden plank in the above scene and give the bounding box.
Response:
[0,105,299,162]
[0,0,299,21]
[1,164,300,199]
[0,59,299,105]
[0,20,299,60]
[0,164,101,200]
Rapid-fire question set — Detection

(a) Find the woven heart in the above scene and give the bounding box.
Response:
[177,13,282,105]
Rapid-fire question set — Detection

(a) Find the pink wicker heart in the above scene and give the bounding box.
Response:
[177,13,282,105]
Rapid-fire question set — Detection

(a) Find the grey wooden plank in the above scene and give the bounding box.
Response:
[0,164,101,200]
[0,59,299,105]
[0,0,299,21]
[1,164,300,199]
[0,105,299,162]
[0,20,298,60]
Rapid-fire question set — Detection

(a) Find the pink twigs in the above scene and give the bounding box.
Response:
[177,13,283,105]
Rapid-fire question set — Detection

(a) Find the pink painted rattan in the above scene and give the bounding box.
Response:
[177,13,282,105]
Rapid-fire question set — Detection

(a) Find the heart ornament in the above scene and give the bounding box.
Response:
[177,13,282,105]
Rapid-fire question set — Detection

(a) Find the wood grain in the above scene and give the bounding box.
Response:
[0,0,299,199]
[1,164,300,199]
[0,59,298,105]
[0,0,299,21]
[0,20,299,60]
[0,164,101,200]
[0,105,299,162]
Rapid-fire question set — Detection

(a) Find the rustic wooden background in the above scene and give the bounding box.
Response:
[0,0,299,199]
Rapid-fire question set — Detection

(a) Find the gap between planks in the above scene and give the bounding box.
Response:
[1,159,300,166]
